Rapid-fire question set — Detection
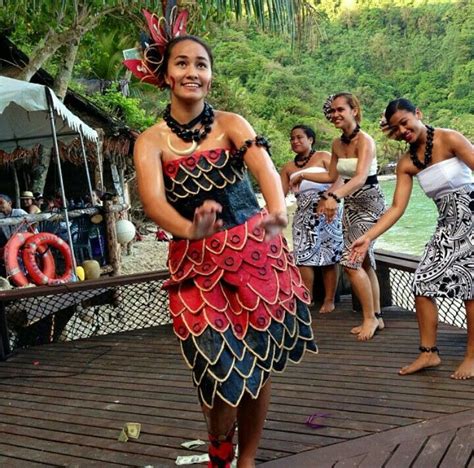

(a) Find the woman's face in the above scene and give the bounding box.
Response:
[290,128,313,155]
[165,40,212,102]
[387,109,423,144]
[329,96,357,128]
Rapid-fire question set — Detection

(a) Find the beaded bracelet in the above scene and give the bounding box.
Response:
[318,191,328,200]
[327,192,342,203]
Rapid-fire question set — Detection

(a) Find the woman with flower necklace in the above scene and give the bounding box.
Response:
[292,93,386,341]
[351,98,473,379]
[280,125,343,313]
[126,10,317,467]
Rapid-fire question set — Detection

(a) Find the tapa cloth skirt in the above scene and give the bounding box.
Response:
[413,184,473,300]
[292,190,343,266]
[340,184,386,270]
[164,212,318,408]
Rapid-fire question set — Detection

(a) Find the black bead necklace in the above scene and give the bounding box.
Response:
[409,125,434,170]
[294,150,315,168]
[340,124,360,145]
[163,102,214,143]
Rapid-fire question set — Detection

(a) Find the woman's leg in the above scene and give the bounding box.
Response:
[203,397,238,467]
[236,379,272,468]
[298,266,314,302]
[320,264,338,313]
[399,295,441,375]
[451,299,474,379]
[365,264,384,330]
[344,265,379,341]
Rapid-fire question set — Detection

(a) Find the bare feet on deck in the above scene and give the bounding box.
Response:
[319,301,335,314]
[352,317,380,341]
[350,317,384,335]
[399,352,441,375]
[451,357,474,380]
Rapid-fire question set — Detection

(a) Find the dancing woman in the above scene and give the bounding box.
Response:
[280,125,343,313]
[126,9,317,467]
[292,93,386,340]
[351,98,473,379]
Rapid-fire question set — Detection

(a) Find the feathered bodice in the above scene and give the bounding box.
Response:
[162,148,260,230]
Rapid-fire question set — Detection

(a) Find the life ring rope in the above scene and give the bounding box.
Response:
[22,233,74,286]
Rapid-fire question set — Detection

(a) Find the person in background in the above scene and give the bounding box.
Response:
[127,10,317,466]
[34,192,46,211]
[20,191,41,214]
[280,124,343,313]
[291,93,386,341]
[351,98,473,379]
[0,194,28,276]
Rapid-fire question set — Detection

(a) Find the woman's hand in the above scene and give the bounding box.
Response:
[350,235,371,263]
[323,197,338,222]
[290,173,303,192]
[259,212,288,241]
[189,200,223,239]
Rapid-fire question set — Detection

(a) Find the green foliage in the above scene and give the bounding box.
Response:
[88,85,156,131]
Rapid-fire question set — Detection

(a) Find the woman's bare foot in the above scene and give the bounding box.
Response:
[351,316,384,334]
[356,317,379,341]
[399,352,441,375]
[319,301,335,314]
[451,357,474,380]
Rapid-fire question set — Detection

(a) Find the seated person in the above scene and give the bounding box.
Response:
[20,191,41,214]
[0,194,28,275]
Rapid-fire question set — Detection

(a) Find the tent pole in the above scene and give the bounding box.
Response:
[96,140,104,191]
[45,88,78,274]
[79,130,94,204]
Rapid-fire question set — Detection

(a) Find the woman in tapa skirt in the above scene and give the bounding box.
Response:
[280,125,343,313]
[126,10,317,467]
[351,98,473,379]
[291,93,386,340]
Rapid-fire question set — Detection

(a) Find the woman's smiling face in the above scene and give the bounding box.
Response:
[165,39,212,101]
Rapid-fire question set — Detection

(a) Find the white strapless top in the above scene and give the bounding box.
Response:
[336,157,377,179]
[290,166,330,193]
[416,157,473,199]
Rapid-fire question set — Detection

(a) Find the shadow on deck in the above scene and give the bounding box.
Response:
[0,297,472,467]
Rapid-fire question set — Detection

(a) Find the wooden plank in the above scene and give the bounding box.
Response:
[385,436,428,467]
[334,453,367,467]
[358,446,397,467]
[412,429,456,468]
[439,425,474,468]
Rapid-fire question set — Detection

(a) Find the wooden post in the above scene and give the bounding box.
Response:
[104,200,121,276]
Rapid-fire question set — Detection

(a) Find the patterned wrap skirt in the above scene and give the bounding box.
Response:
[164,211,318,408]
[292,190,343,266]
[340,184,386,270]
[413,184,473,299]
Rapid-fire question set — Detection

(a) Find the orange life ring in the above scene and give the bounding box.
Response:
[4,232,56,287]
[23,233,74,285]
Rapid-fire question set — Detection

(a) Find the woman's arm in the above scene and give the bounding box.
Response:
[331,133,375,199]
[445,129,474,170]
[225,113,287,237]
[134,131,222,239]
[279,163,291,197]
[350,157,414,261]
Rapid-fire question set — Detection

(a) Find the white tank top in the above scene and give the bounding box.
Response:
[290,166,330,193]
[336,157,377,179]
[416,157,473,198]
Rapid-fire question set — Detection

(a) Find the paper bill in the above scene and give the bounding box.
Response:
[180,439,206,449]
[175,454,209,465]
[117,428,128,442]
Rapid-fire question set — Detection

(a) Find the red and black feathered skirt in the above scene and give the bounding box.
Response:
[164,211,317,408]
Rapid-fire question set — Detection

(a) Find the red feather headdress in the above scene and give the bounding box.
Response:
[123,6,188,88]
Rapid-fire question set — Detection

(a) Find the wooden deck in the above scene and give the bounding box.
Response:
[0,297,473,467]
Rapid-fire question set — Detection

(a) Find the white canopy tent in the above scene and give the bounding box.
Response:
[0,76,100,270]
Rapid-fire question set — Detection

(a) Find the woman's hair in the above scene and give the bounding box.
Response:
[291,125,316,149]
[384,98,417,124]
[332,92,362,123]
[162,35,213,86]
